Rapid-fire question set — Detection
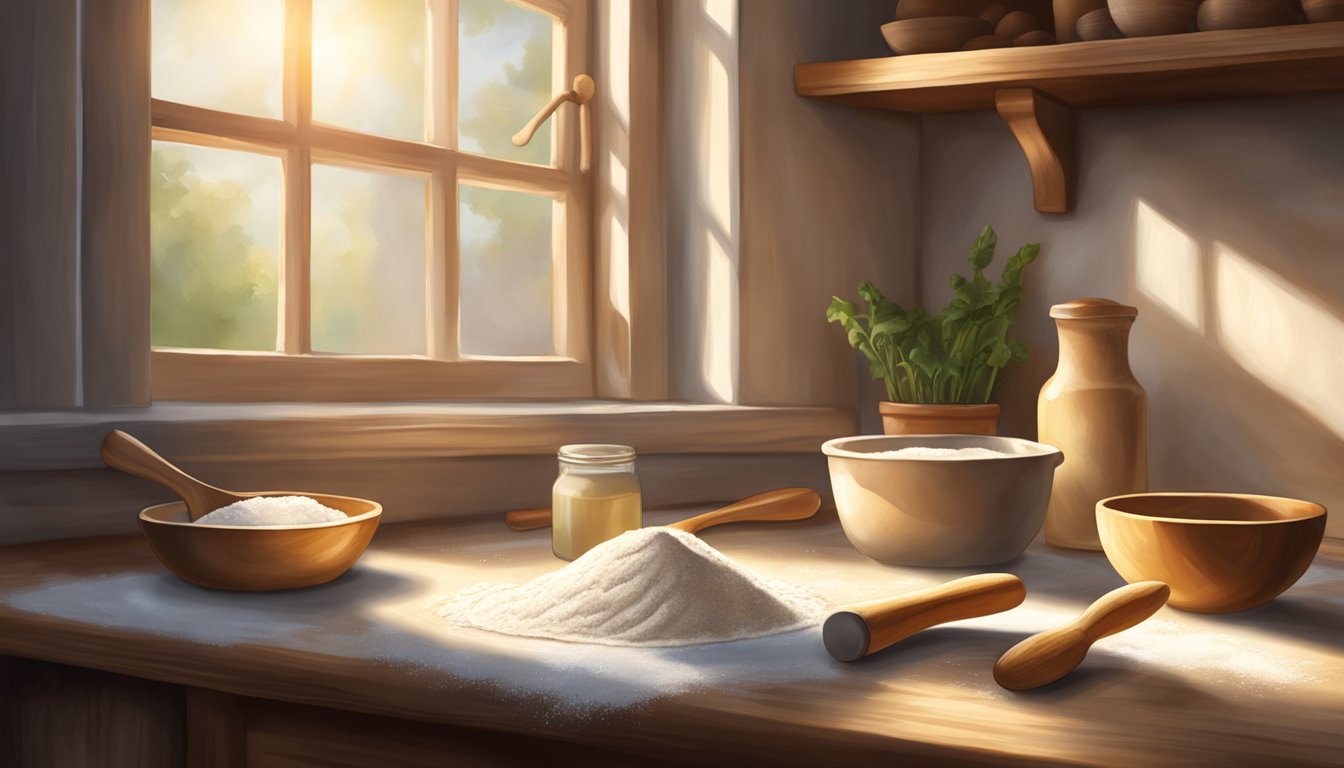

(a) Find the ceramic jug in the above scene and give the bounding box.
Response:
[1038,298,1147,550]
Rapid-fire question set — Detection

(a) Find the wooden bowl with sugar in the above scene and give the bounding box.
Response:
[100,429,382,591]
[140,496,381,591]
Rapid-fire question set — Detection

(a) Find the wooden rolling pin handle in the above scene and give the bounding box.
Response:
[993,581,1170,691]
[504,508,553,532]
[824,573,1027,662]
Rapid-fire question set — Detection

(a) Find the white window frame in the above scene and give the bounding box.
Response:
[148,0,593,401]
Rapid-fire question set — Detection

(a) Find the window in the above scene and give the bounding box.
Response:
[149,0,591,401]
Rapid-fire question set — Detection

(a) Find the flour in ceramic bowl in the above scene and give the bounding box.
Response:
[870,446,1009,459]
[437,527,827,647]
[194,496,347,526]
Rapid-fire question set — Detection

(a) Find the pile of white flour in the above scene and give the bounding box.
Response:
[195,496,347,526]
[871,446,1008,459]
[438,527,827,647]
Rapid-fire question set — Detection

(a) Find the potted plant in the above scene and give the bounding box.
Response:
[827,226,1039,435]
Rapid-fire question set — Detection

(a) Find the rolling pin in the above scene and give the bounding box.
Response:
[505,488,821,533]
[823,573,1027,662]
[993,581,1170,690]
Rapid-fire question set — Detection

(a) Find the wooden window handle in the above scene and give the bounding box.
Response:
[512,74,594,173]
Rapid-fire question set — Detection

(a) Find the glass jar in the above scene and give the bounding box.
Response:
[551,444,642,561]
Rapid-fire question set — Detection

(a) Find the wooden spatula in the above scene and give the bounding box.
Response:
[993,581,1170,690]
[505,487,821,534]
[100,430,245,521]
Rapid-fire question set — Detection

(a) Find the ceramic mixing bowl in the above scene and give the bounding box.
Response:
[1097,492,1326,613]
[140,494,381,591]
[822,434,1064,566]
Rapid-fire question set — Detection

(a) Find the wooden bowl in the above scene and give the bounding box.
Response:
[963,34,1013,50]
[1014,29,1057,45]
[1097,493,1326,613]
[823,434,1064,566]
[881,17,994,55]
[1302,0,1344,22]
[895,0,992,19]
[1055,0,1108,42]
[139,495,382,591]
[1076,7,1122,39]
[1107,0,1198,36]
[1197,0,1302,30]
[996,10,1042,39]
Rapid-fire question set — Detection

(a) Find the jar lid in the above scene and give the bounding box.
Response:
[558,444,636,465]
[1050,298,1138,320]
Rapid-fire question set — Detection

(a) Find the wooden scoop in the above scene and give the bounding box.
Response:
[823,574,1027,662]
[101,430,246,521]
[505,487,821,534]
[993,581,1170,690]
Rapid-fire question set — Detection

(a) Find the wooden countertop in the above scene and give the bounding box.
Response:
[1,510,1340,767]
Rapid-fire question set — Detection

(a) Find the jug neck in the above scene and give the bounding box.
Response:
[1055,317,1137,382]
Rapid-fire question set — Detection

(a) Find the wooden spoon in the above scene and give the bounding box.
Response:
[100,430,244,521]
[993,581,1170,690]
[505,487,821,534]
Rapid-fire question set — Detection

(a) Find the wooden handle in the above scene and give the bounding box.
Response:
[823,574,1027,662]
[993,581,1170,690]
[100,430,231,521]
[512,91,571,147]
[579,101,592,173]
[664,488,820,534]
[504,507,553,532]
[504,487,821,533]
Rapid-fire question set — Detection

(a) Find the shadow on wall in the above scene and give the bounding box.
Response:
[1129,195,1344,508]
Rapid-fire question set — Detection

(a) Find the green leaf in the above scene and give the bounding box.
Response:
[826,296,856,324]
[986,341,1013,368]
[968,225,997,271]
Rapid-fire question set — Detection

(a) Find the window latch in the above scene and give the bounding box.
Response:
[512,74,594,174]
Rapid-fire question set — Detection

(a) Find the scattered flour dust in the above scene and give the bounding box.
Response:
[871,446,1009,459]
[194,496,347,526]
[437,527,828,647]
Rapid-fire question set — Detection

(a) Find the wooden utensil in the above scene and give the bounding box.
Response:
[823,574,1026,662]
[505,487,821,533]
[101,429,243,521]
[994,581,1169,690]
[1075,8,1121,40]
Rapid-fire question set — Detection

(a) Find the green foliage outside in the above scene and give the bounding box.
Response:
[150,148,278,351]
[150,0,558,355]
[827,226,1039,404]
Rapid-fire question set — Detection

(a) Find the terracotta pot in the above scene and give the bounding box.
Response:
[878,402,1001,436]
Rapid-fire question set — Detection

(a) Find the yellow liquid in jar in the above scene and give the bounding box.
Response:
[552,473,641,561]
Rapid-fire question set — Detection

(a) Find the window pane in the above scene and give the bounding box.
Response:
[459,0,554,165]
[150,142,281,351]
[311,165,428,355]
[313,0,426,141]
[152,0,283,118]
[459,185,554,356]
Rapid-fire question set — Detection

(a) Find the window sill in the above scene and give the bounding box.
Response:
[0,402,857,471]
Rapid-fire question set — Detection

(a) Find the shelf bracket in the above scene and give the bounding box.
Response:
[995,87,1075,214]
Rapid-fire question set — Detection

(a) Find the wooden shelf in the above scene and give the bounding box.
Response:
[795,23,1344,212]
